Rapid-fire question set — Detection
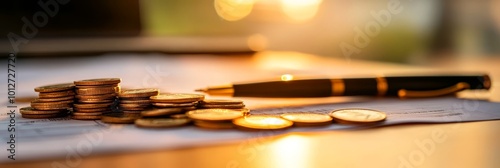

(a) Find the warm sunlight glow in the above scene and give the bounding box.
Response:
[280,0,322,22]
[247,34,268,51]
[281,74,294,81]
[214,0,255,21]
[270,135,310,168]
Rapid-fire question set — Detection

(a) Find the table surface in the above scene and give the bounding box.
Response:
[2,51,500,168]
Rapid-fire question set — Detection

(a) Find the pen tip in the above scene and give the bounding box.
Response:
[195,88,206,92]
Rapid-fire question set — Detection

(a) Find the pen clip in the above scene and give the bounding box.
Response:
[398,82,470,98]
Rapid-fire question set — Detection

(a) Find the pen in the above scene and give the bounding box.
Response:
[195,74,491,98]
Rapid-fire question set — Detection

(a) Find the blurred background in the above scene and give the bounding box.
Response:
[1,0,499,63]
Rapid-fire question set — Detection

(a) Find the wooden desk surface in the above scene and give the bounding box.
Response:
[2,51,500,168]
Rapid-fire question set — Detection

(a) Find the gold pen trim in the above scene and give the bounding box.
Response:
[196,84,234,96]
[376,76,388,96]
[330,79,345,96]
[483,74,491,90]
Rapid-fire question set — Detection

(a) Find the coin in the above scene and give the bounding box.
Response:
[31,105,70,111]
[71,115,102,120]
[101,113,139,124]
[72,112,103,116]
[280,112,333,126]
[36,96,75,102]
[193,120,234,129]
[78,99,115,103]
[232,115,293,130]
[150,93,204,103]
[119,103,151,108]
[120,106,151,111]
[135,118,191,128]
[34,83,75,92]
[75,84,118,89]
[74,103,112,109]
[119,88,159,98]
[22,112,69,119]
[74,78,121,86]
[152,102,197,108]
[39,90,75,98]
[19,107,66,115]
[76,87,119,95]
[199,104,245,109]
[186,109,244,121]
[74,108,110,112]
[200,99,243,105]
[75,93,117,100]
[31,99,74,105]
[329,108,387,123]
[120,99,151,104]
[141,108,184,117]
[170,114,188,119]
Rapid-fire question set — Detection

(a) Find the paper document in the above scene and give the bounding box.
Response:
[1,97,500,162]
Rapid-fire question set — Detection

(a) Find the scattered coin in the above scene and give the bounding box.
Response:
[34,83,75,92]
[101,113,140,124]
[233,115,293,130]
[141,108,184,117]
[150,93,204,103]
[74,78,121,86]
[119,88,159,98]
[329,108,387,123]
[72,112,103,116]
[280,112,333,126]
[187,109,245,121]
[135,118,191,128]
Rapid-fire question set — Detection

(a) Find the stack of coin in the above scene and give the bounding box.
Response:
[72,78,121,120]
[187,109,246,129]
[198,99,246,110]
[150,93,204,111]
[118,88,158,113]
[21,83,76,119]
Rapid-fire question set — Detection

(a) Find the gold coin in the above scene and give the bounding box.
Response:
[232,115,293,130]
[71,115,101,120]
[72,112,103,116]
[75,84,118,89]
[135,118,191,128]
[74,78,121,86]
[78,99,115,103]
[119,88,159,98]
[22,112,69,119]
[186,109,244,121]
[120,106,151,111]
[74,103,112,109]
[76,87,120,95]
[74,108,110,112]
[141,108,184,117]
[39,90,75,98]
[170,113,188,119]
[329,108,387,123]
[20,107,66,115]
[199,104,245,109]
[193,120,234,129]
[34,83,75,93]
[119,103,151,108]
[120,99,151,104]
[152,102,197,108]
[31,105,70,111]
[76,93,117,100]
[36,96,75,102]
[31,99,74,105]
[280,112,333,125]
[200,99,243,105]
[150,93,204,103]
[101,113,139,124]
